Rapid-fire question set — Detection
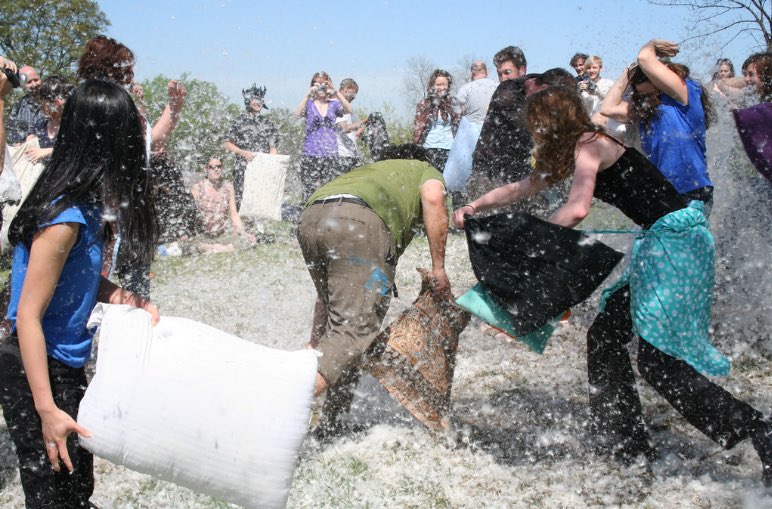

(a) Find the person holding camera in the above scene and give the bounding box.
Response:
[334,78,366,175]
[294,71,353,202]
[1,57,22,241]
[24,76,74,164]
[579,55,614,115]
[412,69,461,173]
[5,63,44,146]
[579,55,623,138]
[0,56,17,168]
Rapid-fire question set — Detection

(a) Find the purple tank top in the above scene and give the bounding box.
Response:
[303,99,341,157]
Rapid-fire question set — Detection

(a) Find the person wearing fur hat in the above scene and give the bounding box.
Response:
[223,84,279,209]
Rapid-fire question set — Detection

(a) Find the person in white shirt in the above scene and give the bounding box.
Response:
[443,61,498,198]
[335,78,365,174]
[581,55,625,140]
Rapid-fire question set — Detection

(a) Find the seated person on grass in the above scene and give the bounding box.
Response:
[190,157,256,254]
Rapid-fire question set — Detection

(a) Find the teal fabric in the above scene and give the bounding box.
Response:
[456,283,563,354]
[600,201,729,376]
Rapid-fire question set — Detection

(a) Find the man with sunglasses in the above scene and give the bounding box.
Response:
[190,157,256,253]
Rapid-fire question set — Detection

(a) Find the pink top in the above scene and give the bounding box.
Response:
[192,180,233,237]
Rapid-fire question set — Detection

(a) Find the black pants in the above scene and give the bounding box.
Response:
[232,162,247,211]
[115,260,151,300]
[300,156,342,203]
[335,156,360,176]
[0,339,93,508]
[587,287,764,458]
[424,148,449,173]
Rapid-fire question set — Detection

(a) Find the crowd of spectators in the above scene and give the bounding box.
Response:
[2,41,770,262]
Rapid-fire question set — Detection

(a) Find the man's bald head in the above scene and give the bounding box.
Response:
[470,60,488,80]
[19,66,40,91]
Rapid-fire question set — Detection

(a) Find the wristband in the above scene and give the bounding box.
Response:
[464,204,476,214]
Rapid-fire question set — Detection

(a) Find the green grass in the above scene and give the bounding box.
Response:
[579,200,635,231]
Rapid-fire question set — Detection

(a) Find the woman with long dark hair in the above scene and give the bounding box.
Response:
[413,69,460,172]
[454,85,770,486]
[0,79,160,508]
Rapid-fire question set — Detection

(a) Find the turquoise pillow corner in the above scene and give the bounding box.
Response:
[456,283,563,355]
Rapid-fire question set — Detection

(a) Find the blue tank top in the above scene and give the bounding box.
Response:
[7,203,104,368]
[640,79,712,194]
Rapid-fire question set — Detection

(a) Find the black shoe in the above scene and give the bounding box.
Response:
[751,420,772,487]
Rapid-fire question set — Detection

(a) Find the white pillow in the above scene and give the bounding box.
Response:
[78,304,317,509]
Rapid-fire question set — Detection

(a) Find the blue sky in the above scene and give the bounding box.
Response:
[98,0,761,119]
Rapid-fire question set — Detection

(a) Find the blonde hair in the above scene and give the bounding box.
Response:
[584,55,603,71]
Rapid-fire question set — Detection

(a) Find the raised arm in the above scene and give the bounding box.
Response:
[0,56,16,172]
[420,179,450,296]
[600,69,631,122]
[151,80,187,152]
[294,88,314,118]
[637,39,687,105]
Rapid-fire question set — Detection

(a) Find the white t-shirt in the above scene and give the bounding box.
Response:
[455,78,498,125]
[581,77,614,116]
[335,112,359,158]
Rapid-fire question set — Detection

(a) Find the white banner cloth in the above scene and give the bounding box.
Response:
[2,140,45,249]
[239,153,290,220]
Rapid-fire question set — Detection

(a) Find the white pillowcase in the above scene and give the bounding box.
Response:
[78,304,317,509]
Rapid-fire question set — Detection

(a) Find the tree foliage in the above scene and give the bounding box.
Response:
[650,0,772,51]
[403,56,437,111]
[141,74,241,175]
[0,0,110,77]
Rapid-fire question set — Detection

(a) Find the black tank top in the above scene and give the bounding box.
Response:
[593,147,687,228]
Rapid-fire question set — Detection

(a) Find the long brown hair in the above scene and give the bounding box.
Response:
[748,52,772,101]
[309,71,332,87]
[77,35,135,85]
[525,86,603,185]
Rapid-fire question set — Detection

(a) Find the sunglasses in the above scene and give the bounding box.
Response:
[207,164,223,170]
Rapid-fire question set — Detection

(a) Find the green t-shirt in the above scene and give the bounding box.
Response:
[306,159,445,256]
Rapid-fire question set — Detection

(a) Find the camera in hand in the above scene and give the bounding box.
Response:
[2,67,26,89]
[581,76,597,94]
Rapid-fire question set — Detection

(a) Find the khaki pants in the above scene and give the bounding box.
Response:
[298,200,397,385]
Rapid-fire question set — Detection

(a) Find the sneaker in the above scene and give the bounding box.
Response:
[165,241,183,256]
